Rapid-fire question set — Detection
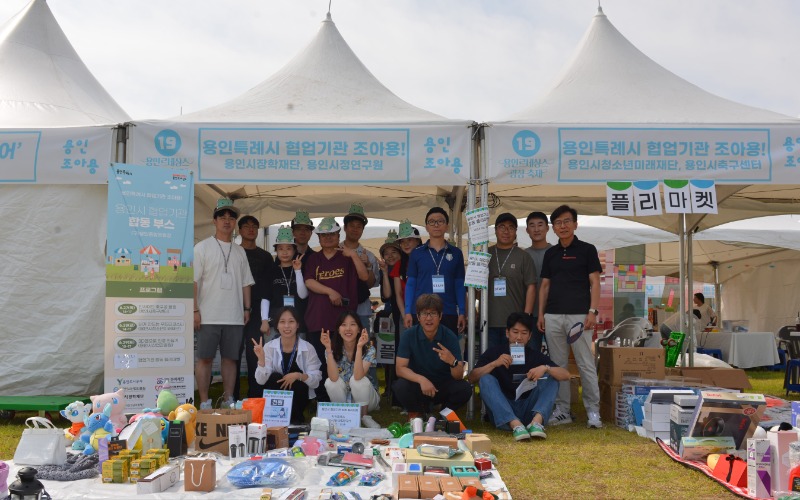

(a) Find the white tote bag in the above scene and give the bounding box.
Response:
[13,417,67,465]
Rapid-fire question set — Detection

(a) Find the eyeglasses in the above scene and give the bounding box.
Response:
[418,311,440,318]
[552,218,573,227]
[426,219,447,227]
[495,224,516,232]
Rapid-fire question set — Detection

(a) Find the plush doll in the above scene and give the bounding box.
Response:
[60,400,90,442]
[90,388,127,431]
[80,403,116,455]
[168,402,198,446]
[155,389,179,416]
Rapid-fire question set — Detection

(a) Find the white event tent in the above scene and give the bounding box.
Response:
[0,0,128,395]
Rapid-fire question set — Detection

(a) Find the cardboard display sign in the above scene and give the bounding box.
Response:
[195,409,252,456]
[184,457,216,492]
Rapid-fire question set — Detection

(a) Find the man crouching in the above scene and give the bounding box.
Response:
[468,312,571,441]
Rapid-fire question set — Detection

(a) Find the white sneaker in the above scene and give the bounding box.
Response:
[361,415,381,429]
[222,398,235,409]
[199,399,212,410]
[587,411,603,429]
[547,406,573,426]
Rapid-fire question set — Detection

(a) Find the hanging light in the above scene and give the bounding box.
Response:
[8,467,44,500]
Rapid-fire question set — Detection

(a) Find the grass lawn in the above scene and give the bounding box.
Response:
[1,368,794,499]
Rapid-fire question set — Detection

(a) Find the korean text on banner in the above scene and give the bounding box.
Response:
[464,251,491,290]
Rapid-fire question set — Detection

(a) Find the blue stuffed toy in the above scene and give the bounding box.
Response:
[80,403,116,455]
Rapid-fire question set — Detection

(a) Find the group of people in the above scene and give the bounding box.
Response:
[193,198,606,440]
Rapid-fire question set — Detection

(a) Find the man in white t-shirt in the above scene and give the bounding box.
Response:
[193,199,255,409]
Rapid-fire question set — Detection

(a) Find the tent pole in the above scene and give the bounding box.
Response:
[713,262,721,325]
[678,215,688,366]
[465,123,482,420]
[687,225,694,367]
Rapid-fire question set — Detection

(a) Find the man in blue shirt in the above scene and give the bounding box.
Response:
[394,294,472,418]
[403,207,466,335]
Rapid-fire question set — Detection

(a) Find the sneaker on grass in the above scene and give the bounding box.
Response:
[512,425,531,441]
[199,399,212,410]
[547,406,573,426]
[587,411,603,429]
[527,422,547,439]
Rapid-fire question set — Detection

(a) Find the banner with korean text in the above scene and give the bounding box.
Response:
[0,125,115,184]
[105,163,195,412]
[486,124,800,184]
[128,121,472,185]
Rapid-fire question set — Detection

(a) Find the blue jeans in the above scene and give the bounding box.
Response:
[479,373,558,430]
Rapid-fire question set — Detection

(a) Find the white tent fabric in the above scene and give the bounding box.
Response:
[0,0,129,396]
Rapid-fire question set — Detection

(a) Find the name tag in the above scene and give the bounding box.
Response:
[432,275,445,294]
[220,271,233,290]
[283,295,295,307]
[510,343,525,365]
[493,278,507,297]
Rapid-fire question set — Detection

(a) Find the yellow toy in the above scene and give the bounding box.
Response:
[168,403,198,445]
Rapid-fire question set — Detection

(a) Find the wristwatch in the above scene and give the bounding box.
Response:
[451,358,460,367]
[588,308,599,316]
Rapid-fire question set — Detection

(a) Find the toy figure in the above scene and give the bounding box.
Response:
[90,388,127,430]
[80,403,116,455]
[168,402,198,445]
[60,400,90,442]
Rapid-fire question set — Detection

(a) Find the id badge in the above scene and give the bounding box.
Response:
[510,343,525,365]
[493,278,507,297]
[432,275,445,294]
[283,295,295,308]
[220,271,233,290]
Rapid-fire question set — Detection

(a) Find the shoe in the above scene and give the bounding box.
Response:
[547,407,573,426]
[400,409,408,415]
[587,411,603,429]
[512,425,531,441]
[222,398,235,409]
[199,399,212,410]
[526,422,547,439]
[361,415,381,429]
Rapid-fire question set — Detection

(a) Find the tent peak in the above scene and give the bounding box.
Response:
[596,4,605,17]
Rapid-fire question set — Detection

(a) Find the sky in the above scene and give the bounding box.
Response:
[1,0,798,122]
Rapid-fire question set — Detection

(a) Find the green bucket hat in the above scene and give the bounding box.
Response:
[273,225,296,248]
[213,198,240,218]
[291,210,314,229]
[343,203,368,226]
[397,219,421,241]
[380,229,401,256]
[315,216,342,234]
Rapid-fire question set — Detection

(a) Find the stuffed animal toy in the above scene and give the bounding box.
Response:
[155,389,179,416]
[90,388,127,431]
[60,400,90,442]
[168,403,198,445]
[80,403,116,455]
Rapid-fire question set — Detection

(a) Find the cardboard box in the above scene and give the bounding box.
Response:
[597,346,665,386]
[267,426,289,450]
[418,476,441,498]
[769,429,800,496]
[688,391,766,450]
[670,420,690,453]
[463,434,491,454]
[194,409,252,456]
[413,434,458,449]
[675,367,752,390]
[228,424,247,461]
[459,477,483,490]
[403,449,474,468]
[439,477,462,493]
[101,458,129,483]
[248,423,268,455]
[135,463,180,494]
[397,474,419,499]
[680,436,736,461]
[747,438,772,498]
[670,404,695,426]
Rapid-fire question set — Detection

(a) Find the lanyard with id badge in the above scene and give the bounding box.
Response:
[216,238,234,289]
[279,267,295,307]
[493,247,513,297]
[428,247,448,294]
[510,342,525,365]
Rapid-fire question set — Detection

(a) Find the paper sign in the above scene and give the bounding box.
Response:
[633,181,662,216]
[464,251,491,289]
[465,207,490,248]
[690,179,718,214]
[262,390,293,427]
[606,182,634,216]
[316,402,362,432]
[663,180,691,214]
[376,331,396,365]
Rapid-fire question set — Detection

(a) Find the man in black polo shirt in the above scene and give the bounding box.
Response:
[537,205,603,428]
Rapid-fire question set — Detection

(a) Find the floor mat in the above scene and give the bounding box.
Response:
[656,438,769,500]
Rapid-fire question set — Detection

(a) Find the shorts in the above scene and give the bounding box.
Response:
[197,324,244,360]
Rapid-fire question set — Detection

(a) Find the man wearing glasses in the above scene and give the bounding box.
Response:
[403,207,466,336]
[236,215,274,399]
[486,213,536,349]
[537,205,603,428]
[394,294,472,418]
